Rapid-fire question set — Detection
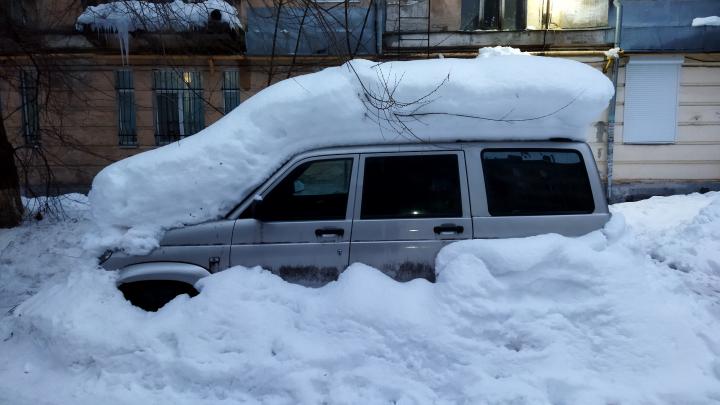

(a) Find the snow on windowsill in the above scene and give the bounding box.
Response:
[692,16,720,27]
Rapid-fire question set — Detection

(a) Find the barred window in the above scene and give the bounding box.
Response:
[222,70,240,114]
[152,70,205,146]
[115,70,137,146]
[20,70,39,144]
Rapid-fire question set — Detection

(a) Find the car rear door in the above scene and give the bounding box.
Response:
[230,155,358,286]
[349,151,472,282]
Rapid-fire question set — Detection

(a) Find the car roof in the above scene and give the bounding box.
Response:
[292,139,587,159]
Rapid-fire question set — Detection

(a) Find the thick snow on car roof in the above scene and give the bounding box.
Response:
[89,48,614,243]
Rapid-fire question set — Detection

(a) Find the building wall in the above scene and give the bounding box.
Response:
[1,55,332,192]
[582,54,720,200]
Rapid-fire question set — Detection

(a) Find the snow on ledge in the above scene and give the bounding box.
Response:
[692,16,720,27]
[76,0,242,58]
[89,52,614,248]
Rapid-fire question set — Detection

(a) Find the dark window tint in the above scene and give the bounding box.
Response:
[258,158,353,221]
[361,154,462,219]
[481,149,595,216]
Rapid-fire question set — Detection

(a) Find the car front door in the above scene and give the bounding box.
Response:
[230,155,358,286]
[349,151,472,282]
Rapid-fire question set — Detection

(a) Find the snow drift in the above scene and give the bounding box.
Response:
[89,52,614,238]
[1,193,719,404]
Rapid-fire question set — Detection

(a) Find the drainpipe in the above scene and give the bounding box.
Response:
[376,0,385,55]
[606,0,623,202]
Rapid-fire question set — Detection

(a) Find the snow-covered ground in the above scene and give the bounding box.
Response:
[1,192,719,404]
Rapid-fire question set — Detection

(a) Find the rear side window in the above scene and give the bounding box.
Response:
[361,154,462,219]
[481,149,594,216]
[257,158,353,221]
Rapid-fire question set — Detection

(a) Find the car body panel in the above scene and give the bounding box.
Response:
[348,150,473,281]
[117,262,212,285]
[229,155,358,286]
[108,140,611,288]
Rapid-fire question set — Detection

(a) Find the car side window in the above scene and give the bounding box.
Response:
[481,149,595,216]
[361,154,462,219]
[256,158,353,221]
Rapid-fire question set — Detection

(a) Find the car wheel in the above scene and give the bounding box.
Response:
[118,280,199,312]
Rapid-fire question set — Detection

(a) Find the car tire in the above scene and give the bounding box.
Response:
[118,280,199,312]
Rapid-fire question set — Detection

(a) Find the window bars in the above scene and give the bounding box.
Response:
[222,70,241,114]
[20,70,39,144]
[152,70,205,146]
[115,70,137,146]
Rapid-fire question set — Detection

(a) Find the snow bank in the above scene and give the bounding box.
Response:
[1,194,720,404]
[89,53,614,243]
[692,16,720,27]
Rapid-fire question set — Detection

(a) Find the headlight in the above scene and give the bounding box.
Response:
[98,249,114,265]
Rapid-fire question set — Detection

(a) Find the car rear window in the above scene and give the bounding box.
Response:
[361,154,462,219]
[481,149,595,216]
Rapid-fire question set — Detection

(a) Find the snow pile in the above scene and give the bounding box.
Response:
[1,194,720,404]
[692,16,720,27]
[76,0,242,58]
[603,47,621,59]
[614,192,720,313]
[477,46,528,58]
[89,53,614,245]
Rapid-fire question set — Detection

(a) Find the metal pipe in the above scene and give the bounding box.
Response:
[606,0,623,202]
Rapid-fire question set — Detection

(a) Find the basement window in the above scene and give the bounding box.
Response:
[623,57,683,144]
[152,70,205,146]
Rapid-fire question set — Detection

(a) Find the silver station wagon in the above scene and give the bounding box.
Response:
[103,140,610,310]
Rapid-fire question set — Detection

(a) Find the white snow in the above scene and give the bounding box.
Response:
[76,0,242,60]
[1,192,719,404]
[477,46,528,58]
[89,53,614,250]
[692,16,720,27]
[603,47,621,59]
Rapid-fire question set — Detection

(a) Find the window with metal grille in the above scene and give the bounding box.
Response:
[115,70,137,146]
[152,70,205,146]
[222,70,240,114]
[20,70,39,144]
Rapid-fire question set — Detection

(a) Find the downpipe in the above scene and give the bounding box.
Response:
[606,0,623,202]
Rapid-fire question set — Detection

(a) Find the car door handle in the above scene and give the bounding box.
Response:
[433,224,464,235]
[315,228,345,238]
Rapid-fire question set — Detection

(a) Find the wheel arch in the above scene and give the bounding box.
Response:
[117,262,211,286]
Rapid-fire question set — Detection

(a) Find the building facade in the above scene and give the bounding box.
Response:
[1,0,719,201]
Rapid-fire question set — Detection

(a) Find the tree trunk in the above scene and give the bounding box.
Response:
[0,112,23,228]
